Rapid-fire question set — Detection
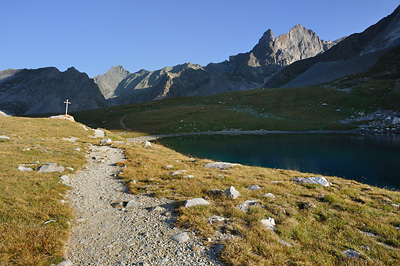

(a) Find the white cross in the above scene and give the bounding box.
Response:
[64,99,71,115]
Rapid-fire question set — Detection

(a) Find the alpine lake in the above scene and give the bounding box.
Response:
[158,134,400,190]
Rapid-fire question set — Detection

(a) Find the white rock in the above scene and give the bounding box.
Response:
[36,164,64,173]
[207,215,225,224]
[261,217,276,231]
[66,167,74,171]
[292,176,331,187]
[172,232,189,243]
[205,162,238,169]
[279,239,293,247]
[224,186,240,199]
[171,170,187,176]
[164,165,174,169]
[100,138,112,144]
[183,175,194,178]
[261,193,276,199]
[93,129,106,138]
[343,249,360,258]
[0,135,10,140]
[184,198,210,208]
[237,204,249,213]
[73,148,81,152]
[143,141,152,148]
[59,175,70,184]
[18,165,33,172]
[150,206,166,212]
[247,184,261,190]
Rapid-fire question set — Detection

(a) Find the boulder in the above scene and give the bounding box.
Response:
[205,162,238,169]
[49,114,75,122]
[36,164,64,173]
[184,198,210,208]
[224,186,240,199]
[261,217,276,231]
[172,232,189,243]
[292,176,331,187]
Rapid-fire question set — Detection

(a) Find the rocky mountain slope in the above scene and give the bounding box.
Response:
[0,67,108,115]
[96,25,338,106]
[265,5,400,88]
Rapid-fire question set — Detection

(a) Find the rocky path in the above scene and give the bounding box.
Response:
[67,144,221,265]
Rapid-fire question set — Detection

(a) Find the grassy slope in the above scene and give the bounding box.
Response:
[0,116,95,265]
[73,80,399,137]
[118,141,400,266]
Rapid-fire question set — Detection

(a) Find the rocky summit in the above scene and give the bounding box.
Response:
[0,67,108,115]
[95,25,339,106]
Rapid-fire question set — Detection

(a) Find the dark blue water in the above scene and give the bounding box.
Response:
[158,134,400,190]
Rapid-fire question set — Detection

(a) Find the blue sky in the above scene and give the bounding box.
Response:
[1,0,399,77]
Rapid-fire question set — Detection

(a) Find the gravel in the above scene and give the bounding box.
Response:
[67,145,222,265]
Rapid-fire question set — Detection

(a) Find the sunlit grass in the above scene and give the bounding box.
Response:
[118,141,400,265]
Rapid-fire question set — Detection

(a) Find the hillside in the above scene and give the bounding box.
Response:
[0,67,108,115]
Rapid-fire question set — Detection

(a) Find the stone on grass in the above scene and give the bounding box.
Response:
[18,165,33,172]
[184,198,210,208]
[360,231,376,237]
[261,217,276,231]
[171,170,188,176]
[207,215,225,224]
[261,193,276,199]
[164,165,174,169]
[237,200,259,213]
[205,162,238,169]
[225,186,240,199]
[247,184,261,190]
[36,164,64,173]
[343,249,360,258]
[304,202,316,209]
[59,175,70,184]
[0,135,10,140]
[143,141,152,148]
[172,232,189,243]
[66,167,74,171]
[93,129,105,138]
[100,138,112,144]
[183,175,194,178]
[292,176,331,187]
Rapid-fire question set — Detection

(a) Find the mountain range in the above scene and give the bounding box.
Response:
[0,5,399,115]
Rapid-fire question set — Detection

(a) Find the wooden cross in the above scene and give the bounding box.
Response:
[64,99,71,115]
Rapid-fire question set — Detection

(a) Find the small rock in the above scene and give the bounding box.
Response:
[292,176,331,187]
[66,167,74,171]
[150,206,166,212]
[391,203,399,208]
[184,198,210,208]
[128,179,136,184]
[100,138,112,144]
[224,186,240,199]
[343,249,360,258]
[360,231,376,237]
[261,193,276,199]
[217,174,225,178]
[73,148,81,152]
[279,239,293,247]
[183,175,195,178]
[261,217,276,231]
[171,170,188,176]
[143,141,152,148]
[59,175,70,184]
[18,165,33,172]
[57,259,73,266]
[164,165,174,169]
[0,135,10,140]
[126,200,139,209]
[205,162,238,169]
[270,181,282,184]
[93,129,105,138]
[172,232,189,243]
[36,164,64,173]
[237,203,249,213]
[304,202,316,209]
[207,215,225,224]
[23,147,31,151]
[247,184,261,190]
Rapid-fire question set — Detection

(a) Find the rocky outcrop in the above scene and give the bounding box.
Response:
[265,5,400,88]
[0,67,108,115]
[96,25,339,106]
[93,65,130,99]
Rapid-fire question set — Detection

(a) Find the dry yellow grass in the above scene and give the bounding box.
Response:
[118,141,400,266]
[0,116,94,265]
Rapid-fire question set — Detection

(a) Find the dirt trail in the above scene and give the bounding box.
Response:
[67,144,221,265]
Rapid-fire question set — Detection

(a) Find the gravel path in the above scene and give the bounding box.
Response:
[67,144,222,265]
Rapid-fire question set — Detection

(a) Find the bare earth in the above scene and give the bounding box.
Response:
[67,144,221,265]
